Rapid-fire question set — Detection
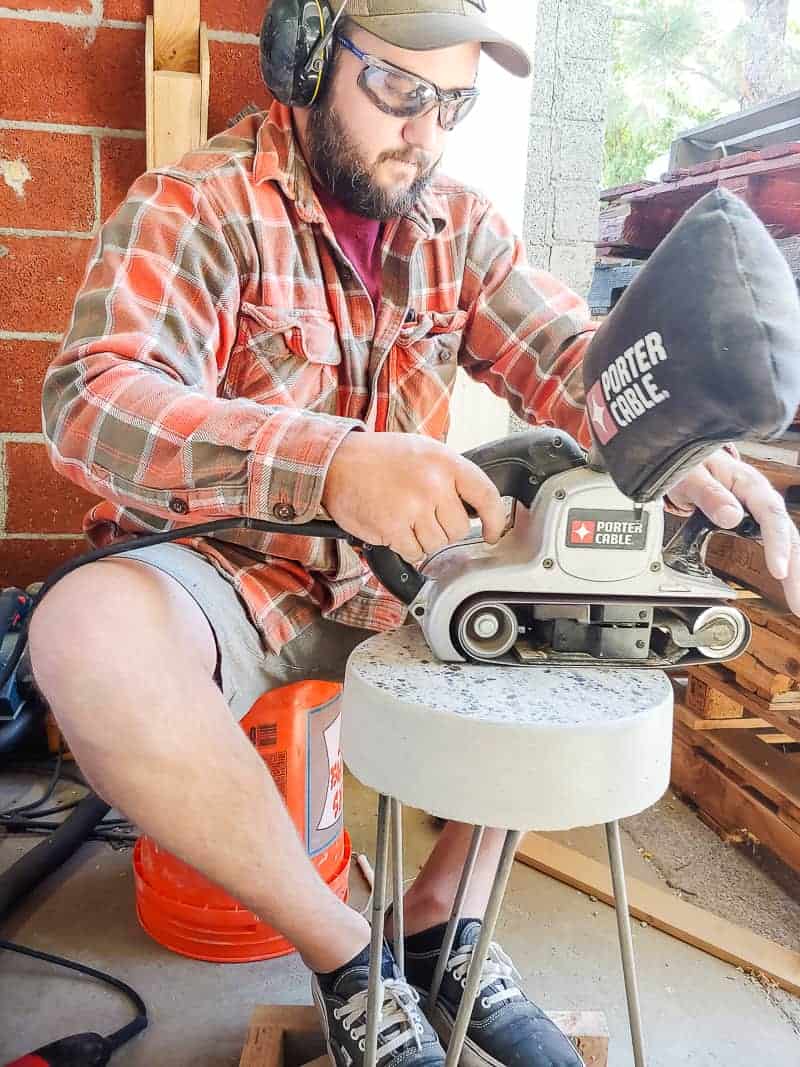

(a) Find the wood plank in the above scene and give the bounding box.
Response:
[706,533,790,610]
[153,0,200,72]
[729,649,795,696]
[686,672,743,718]
[240,1005,609,1066]
[675,701,767,732]
[689,665,800,742]
[757,733,799,745]
[152,69,203,169]
[674,721,800,822]
[515,834,800,997]
[671,731,800,874]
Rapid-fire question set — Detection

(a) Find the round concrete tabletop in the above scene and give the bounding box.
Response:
[342,627,674,831]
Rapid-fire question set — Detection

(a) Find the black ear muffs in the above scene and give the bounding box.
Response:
[260,0,335,108]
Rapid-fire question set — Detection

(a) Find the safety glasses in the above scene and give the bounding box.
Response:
[336,35,480,131]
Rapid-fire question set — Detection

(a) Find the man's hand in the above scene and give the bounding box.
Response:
[322,432,507,564]
[667,448,800,616]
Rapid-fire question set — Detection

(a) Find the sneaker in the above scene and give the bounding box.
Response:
[312,941,447,1067]
[404,920,585,1067]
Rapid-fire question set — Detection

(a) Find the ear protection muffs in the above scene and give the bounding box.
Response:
[260,0,338,108]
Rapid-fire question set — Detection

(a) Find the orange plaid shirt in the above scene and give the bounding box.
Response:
[43,102,598,654]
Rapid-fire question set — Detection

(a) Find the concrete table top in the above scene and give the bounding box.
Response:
[342,627,674,830]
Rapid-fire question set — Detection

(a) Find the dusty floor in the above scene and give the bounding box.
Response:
[1,767,799,1066]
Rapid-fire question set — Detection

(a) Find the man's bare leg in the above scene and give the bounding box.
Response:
[28,559,370,974]
[386,822,506,938]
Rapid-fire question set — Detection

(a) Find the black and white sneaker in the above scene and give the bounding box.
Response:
[404,920,585,1067]
[312,942,446,1067]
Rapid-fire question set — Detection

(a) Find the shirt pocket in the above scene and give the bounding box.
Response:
[223,303,341,412]
[391,308,468,437]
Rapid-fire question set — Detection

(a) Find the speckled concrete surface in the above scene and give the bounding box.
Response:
[1,767,798,1066]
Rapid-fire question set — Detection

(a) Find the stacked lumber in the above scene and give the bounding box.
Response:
[590,142,800,326]
[670,600,800,874]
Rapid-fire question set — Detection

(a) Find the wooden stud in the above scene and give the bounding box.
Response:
[153,0,200,73]
[239,1006,608,1066]
[686,672,743,719]
[146,2,209,171]
[515,834,800,998]
[674,702,768,733]
[671,731,800,874]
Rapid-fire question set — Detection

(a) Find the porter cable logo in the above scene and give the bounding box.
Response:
[567,509,649,550]
[587,331,671,445]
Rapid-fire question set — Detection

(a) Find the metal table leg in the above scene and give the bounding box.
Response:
[365,794,391,1067]
[391,798,405,975]
[606,820,647,1067]
[428,825,484,1015]
[443,829,523,1067]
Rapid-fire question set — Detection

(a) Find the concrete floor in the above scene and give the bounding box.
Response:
[1,768,799,1066]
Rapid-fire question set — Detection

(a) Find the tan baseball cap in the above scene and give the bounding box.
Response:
[332,0,532,78]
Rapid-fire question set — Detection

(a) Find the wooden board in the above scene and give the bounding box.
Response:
[240,1005,609,1066]
[671,730,800,875]
[686,671,743,718]
[688,665,800,743]
[706,534,789,612]
[674,701,768,732]
[674,720,800,822]
[153,0,200,72]
[515,835,800,998]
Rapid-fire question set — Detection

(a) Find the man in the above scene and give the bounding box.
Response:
[31,3,800,1066]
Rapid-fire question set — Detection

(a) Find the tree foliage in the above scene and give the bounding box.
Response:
[604,0,800,188]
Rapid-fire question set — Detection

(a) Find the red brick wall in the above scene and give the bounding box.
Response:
[0,1,271,586]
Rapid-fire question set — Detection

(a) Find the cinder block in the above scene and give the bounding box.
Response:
[0,128,95,233]
[561,0,614,60]
[0,340,59,434]
[0,235,91,335]
[553,183,602,243]
[5,442,100,535]
[549,242,597,298]
[553,122,606,183]
[0,21,145,130]
[554,57,611,123]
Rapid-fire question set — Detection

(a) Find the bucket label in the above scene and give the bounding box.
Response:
[307,692,344,855]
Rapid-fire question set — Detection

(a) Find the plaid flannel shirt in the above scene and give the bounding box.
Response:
[43,101,598,654]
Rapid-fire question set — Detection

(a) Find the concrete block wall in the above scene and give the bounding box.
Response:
[0,1,271,586]
[523,0,611,299]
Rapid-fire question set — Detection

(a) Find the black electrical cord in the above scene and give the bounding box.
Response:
[0,515,355,696]
[0,938,148,1051]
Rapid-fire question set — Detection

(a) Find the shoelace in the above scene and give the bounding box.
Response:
[334,978,425,1062]
[446,941,524,1010]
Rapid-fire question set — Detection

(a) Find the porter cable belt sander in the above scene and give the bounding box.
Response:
[4,188,800,697]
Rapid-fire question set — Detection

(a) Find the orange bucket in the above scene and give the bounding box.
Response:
[133,680,350,963]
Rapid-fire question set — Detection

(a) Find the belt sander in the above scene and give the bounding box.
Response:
[358,189,800,668]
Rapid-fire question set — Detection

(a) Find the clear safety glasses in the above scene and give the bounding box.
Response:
[336,35,480,131]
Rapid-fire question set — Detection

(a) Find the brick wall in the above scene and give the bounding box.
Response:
[0,1,271,586]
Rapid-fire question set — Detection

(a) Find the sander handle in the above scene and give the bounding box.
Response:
[362,428,587,604]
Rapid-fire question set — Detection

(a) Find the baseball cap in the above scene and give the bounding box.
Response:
[331,0,532,78]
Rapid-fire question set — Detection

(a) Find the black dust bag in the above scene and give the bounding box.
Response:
[583,187,800,501]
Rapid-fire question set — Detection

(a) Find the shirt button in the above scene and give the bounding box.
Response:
[273,502,297,521]
[169,497,190,515]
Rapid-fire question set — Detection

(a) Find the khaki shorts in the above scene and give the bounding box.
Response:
[117,543,373,721]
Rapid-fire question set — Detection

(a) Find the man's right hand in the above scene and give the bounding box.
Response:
[322,431,507,564]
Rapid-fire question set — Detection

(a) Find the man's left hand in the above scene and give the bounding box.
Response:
[667,447,800,616]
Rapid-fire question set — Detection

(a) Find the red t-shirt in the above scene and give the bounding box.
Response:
[313,180,384,312]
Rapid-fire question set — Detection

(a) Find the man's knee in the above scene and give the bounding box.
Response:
[28,557,218,706]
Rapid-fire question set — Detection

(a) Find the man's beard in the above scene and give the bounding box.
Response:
[306,101,439,220]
